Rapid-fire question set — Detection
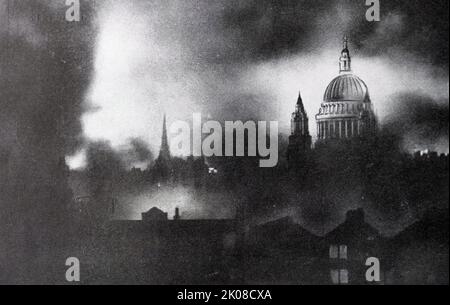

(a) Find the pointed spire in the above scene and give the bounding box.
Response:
[292,90,309,136]
[296,91,305,112]
[162,114,167,139]
[158,114,170,161]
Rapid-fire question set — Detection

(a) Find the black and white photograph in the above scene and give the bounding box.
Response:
[0,0,448,288]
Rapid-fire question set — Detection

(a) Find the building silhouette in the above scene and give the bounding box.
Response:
[288,36,379,168]
[153,114,172,183]
[322,209,387,285]
[142,207,169,222]
[287,92,312,169]
[316,36,377,142]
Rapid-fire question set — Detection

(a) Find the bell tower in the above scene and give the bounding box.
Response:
[287,92,312,169]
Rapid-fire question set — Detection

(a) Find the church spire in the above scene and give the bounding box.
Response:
[291,91,309,136]
[158,114,170,161]
[296,91,305,113]
[339,35,352,74]
[153,114,172,184]
[287,89,312,169]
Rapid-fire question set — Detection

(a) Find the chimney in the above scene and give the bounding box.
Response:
[174,207,180,221]
[345,208,365,225]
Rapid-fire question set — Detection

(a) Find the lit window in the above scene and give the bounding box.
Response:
[330,269,349,284]
[339,245,348,259]
[329,245,339,259]
[329,245,348,260]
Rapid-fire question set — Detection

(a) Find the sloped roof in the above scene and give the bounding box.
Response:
[143,207,166,215]
[324,209,382,243]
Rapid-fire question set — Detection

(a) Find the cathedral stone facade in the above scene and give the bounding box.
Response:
[316,36,377,142]
[288,36,378,168]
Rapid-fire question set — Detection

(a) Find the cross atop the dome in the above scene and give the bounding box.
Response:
[343,35,348,50]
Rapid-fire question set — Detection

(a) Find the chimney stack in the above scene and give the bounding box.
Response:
[174,207,180,220]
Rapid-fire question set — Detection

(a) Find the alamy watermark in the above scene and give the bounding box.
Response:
[366,0,381,22]
[64,0,380,23]
[65,0,80,22]
[169,114,279,168]
[65,257,80,282]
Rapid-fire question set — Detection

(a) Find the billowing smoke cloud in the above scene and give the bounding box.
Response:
[85,138,154,173]
[385,93,449,153]
[0,0,96,283]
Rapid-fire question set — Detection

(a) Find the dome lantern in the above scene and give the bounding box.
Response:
[339,35,352,74]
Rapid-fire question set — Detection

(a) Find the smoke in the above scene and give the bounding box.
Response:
[117,138,154,169]
[384,93,449,153]
[0,0,96,283]
[84,138,154,174]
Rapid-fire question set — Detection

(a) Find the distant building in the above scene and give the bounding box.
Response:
[150,114,208,186]
[153,114,173,183]
[103,204,448,284]
[388,208,449,284]
[287,92,312,169]
[245,208,390,285]
[174,207,180,220]
[142,207,168,221]
[287,36,378,169]
[322,209,388,285]
[315,36,377,143]
[106,208,237,284]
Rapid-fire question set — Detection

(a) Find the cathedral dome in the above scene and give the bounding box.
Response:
[323,74,369,102]
[316,36,377,142]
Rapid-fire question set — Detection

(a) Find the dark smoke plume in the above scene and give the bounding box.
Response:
[0,0,96,283]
